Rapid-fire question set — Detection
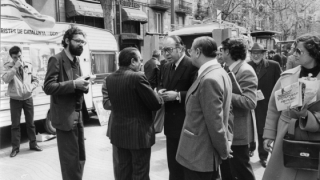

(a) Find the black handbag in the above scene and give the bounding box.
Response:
[283,118,320,171]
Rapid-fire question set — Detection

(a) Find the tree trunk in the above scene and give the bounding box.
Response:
[100,0,113,33]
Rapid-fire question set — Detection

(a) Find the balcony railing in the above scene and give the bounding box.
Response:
[175,0,192,14]
[149,0,171,10]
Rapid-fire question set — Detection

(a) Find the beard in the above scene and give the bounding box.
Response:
[69,43,83,56]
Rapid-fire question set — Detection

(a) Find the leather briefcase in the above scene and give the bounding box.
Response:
[283,118,320,171]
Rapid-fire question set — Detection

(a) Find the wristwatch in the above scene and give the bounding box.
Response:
[300,115,308,120]
[175,92,180,101]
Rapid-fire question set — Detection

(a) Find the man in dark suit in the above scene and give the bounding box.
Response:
[44,27,90,180]
[248,43,282,167]
[102,47,162,180]
[158,35,198,180]
[176,36,232,180]
[144,50,160,89]
[220,38,258,180]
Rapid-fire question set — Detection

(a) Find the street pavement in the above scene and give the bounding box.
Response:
[0,119,266,180]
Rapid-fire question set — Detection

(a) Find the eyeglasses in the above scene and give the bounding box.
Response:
[72,39,87,45]
[294,48,305,56]
[161,47,178,54]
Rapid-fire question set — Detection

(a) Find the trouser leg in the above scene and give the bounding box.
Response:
[220,159,234,180]
[166,136,185,180]
[113,146,132,180]
[131,148,151,180]
[22,98,37,147]
[229,145,256,180]
[10,99,22,151]
[56,112,85,180]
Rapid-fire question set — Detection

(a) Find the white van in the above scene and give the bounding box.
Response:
[0,17,118,134]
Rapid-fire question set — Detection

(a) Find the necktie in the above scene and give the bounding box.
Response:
[169,64,176,83]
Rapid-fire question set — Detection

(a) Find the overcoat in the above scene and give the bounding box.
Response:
[263,66,320,180]
[248,59,282,134]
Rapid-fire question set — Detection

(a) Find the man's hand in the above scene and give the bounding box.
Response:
[14,60,22,69]
[263,139,274,153]
[74,76,89,91]
[161,90,178,101]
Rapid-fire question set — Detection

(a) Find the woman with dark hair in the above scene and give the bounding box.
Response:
[262,34,320,180]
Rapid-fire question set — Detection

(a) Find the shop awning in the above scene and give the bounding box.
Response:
[66,0,103,18]
[121,8,148,24]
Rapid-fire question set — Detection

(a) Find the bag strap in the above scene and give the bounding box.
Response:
[287,118,298,138]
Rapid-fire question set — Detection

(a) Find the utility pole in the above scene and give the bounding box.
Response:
[171,0,175,30]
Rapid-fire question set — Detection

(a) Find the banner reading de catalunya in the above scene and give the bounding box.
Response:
[1,0,55,30]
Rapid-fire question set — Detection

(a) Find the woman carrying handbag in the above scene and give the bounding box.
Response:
[262,34,320,180]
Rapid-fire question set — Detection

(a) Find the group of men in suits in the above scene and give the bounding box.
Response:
[41,25,281,180]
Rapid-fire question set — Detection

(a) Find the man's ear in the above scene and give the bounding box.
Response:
[65,38,70,45]
[130,58,136,65]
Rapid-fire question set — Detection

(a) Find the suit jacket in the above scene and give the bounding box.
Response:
[103,67,161,149]
[158,55,198,138]
[144,57,159,89]
[44,50,89,131]
[231,60,258,145]
[248,59,281,134]
[176,63,232,172]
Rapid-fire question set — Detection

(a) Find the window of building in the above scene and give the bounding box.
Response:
[122,21,140,34]
[91,52,116,82]
[156,12,162,33]
[67,16,104,29]
[177,15,184,26]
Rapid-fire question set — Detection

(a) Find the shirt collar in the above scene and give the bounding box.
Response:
[198,59,218,77]
[174,53,185,69]
[229,60,241,71]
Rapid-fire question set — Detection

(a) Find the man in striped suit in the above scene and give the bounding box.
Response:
[102,47,162,180]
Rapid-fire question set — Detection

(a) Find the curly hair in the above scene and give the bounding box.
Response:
[296,34,320,65]
[61,26,86,48]
[221,38,247,61]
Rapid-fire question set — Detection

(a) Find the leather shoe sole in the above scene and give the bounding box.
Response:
[260,160,267,168]
[10,150,19,157]
[30,146,43,151]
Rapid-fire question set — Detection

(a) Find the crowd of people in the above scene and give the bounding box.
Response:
[2,25,320,180]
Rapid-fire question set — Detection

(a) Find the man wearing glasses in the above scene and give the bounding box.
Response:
[157,35,197,180]
[44,26,90,180]
[248,43,282,168]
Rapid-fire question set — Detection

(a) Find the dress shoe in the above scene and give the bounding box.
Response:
[10,150,19,157]
[260,159,267,168]
[30,145,43,151]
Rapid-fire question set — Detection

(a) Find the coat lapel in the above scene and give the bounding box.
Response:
[162,64,171,88]
[62,50,72,80]
[258,59,269,80]
[185,64,221,104]
[168,58,187,89]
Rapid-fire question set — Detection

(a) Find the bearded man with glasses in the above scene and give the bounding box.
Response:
[44,26,90,180]
[157,35,197,180]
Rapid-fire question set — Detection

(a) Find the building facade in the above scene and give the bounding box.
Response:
[27,0,196,52]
